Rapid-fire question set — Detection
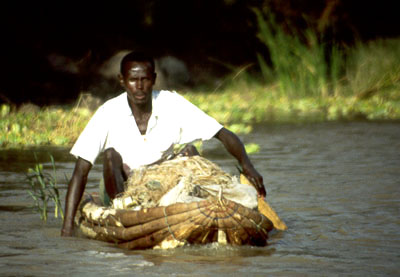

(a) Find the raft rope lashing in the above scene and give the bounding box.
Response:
[197,199,239,221]
[163,206,187,244]
[250,216,265,231]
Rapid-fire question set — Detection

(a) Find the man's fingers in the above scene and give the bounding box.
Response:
[249,176,267,197]
[259,185,267,197]
[255,182,267,197]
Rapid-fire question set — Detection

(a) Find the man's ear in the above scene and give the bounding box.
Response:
[152,72,157,83]
[118,73,124,86]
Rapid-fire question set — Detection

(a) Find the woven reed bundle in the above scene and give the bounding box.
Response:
[77,194,273,250]
[120,155,233,208]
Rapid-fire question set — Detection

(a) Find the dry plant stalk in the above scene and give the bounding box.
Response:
[240,174,288,231]
[122,155,233,208]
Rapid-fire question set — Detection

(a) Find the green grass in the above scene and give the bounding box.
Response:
[345,38,400,99]
[0,104,92,148]
[253,8,341,98]
[252,8,400,101]
[26,154,64,222]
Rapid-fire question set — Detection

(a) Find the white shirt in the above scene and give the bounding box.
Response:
[70,90,223,169]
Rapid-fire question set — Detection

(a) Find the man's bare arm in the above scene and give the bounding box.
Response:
[214,127,266,197]
[61,158,92,236]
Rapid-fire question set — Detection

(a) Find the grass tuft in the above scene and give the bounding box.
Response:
[26,154,64,222]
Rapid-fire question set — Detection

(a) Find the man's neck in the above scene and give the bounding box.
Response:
[129,101,152,118]
[128,96,152,135]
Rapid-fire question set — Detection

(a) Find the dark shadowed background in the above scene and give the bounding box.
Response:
[0,0,398,105]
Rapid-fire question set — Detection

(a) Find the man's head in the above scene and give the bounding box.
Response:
[119,52,157,106]
[120,52,155,76]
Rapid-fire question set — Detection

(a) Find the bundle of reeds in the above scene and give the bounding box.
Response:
[77,194,273,249]
[76,155,288,249]
[118,155,233,209]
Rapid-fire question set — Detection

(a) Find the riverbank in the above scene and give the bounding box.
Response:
[1,88,399,149]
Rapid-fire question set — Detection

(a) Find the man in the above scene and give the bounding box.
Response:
[61,51,266,236]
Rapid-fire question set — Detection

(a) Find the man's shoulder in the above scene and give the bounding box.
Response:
[154,90,186,103]
[153,90,190,111]
[155,89,174,98]
[99,92,128,110]
[104,92,127,105]
[90,93,129,120]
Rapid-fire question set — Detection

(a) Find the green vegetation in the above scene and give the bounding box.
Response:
[253,8,340,98]
[253,8,400,102]
[26,155,64,222]
[0,12,399,149]
[0,104,92,148]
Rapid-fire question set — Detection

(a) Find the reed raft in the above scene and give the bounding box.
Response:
[77,195,273,250]
[76,155,274,249]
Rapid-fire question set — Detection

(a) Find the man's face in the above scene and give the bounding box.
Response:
[119,61,155,106]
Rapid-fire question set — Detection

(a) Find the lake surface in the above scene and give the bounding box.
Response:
[0,121,399,276]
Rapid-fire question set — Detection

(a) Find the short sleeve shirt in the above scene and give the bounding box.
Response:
[70,90,223,169]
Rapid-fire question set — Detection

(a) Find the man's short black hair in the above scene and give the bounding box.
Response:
[120,51,155,74]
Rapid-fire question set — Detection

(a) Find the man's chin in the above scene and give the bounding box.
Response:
[134,97,149,104]
[128,95,150,105]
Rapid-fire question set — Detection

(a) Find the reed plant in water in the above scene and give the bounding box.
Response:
[26,154,64,222]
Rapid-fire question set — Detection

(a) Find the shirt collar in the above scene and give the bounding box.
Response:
[123,91,160,134]
[123,91,160,118]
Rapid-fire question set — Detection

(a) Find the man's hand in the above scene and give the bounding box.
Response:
[61,224,74,237]
[241,162,267,197]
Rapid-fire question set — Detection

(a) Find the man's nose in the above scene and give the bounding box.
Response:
[136,79,143,89]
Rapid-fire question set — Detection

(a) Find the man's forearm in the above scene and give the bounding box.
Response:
[215,127,266,197]
[61,177,86,236]
[61,158,91,236]
[215,127,249,164]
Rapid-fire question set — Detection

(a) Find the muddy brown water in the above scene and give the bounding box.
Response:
[0,121,399,276]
